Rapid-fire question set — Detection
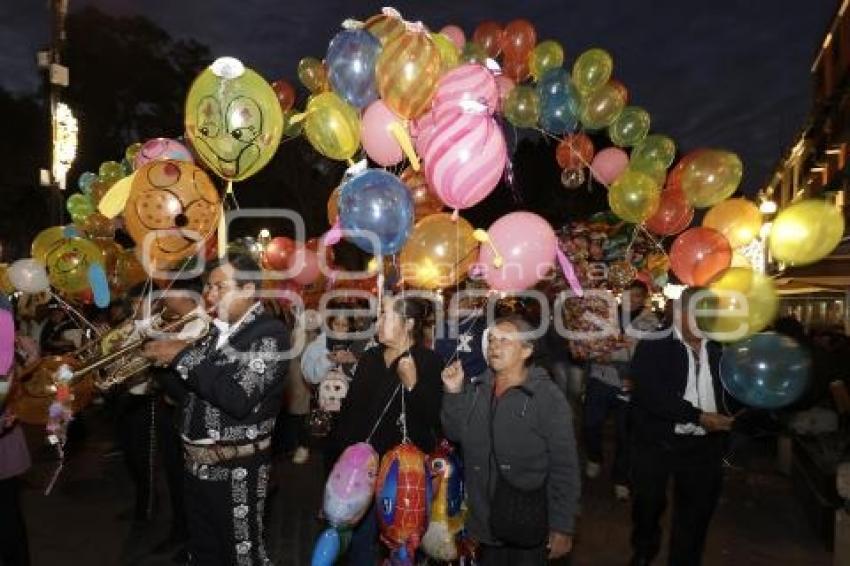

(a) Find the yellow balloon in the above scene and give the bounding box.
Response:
[47,237,104,293]
[680,149,743,208]
[608,170,661,223]
[769,199,845,266]
[700,267,778,342]
[185,57,283,182]
[530,40,565,81]
[304,92,361,161]
[297,57,330,93]
[32,226,69,263]
[399,213,478,289]
[376,30,442,119]
[0,264,14,295]
[432,33,460,74]
[579,82,626,130]
[703,198,762,248]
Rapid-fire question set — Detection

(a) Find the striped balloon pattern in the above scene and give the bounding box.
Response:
[432,63,499,118]
[364,12,405,46]
[421,110,507,211]
[376,31,442,119]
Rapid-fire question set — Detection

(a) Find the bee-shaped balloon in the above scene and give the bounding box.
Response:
[185,57,283,182]
[46,237,104,293]
[124,160,220,268]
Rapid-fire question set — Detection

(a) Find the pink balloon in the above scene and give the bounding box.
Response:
[291,246,321,285]
[432,63,499,117]
[494,75,515,113]
[361,100,405,167]
[134,137,194,169]
[479,212,557,292]
[590,147,629,185]
[411,111,438,158]
[421,112,507,210]
[439,25,466,50]
[0,309,13,375]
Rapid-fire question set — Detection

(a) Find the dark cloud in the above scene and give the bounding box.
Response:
[0,0,836,194]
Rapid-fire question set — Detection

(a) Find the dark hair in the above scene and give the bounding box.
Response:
[126,282,150,300]
[627,280,649,294]
[392,296,431,345]
[493,314,539,367]
[204,253,261,287]
[167,277,203,294]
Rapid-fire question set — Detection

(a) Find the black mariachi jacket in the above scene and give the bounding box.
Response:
[163,303,290,445]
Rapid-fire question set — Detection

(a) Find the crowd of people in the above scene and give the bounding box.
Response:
[1,252,849,566]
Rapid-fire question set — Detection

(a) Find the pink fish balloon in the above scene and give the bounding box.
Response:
[432,63,499,118]
[134,137,194,169]
[323,442,379,527]
[479,211,557,292]
[421,111,506,211]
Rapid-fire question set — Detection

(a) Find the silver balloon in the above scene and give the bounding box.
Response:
[561,167,586,189]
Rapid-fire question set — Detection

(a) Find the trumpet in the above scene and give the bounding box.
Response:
[72,311,209,390]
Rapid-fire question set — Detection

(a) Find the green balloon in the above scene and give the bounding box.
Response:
[572,48,613,94]
[66,193,95,217]
[609,169,661,223]
[579,82,625,130]
[631,134,677,171]
[503,85,540,128]
[608,106,651,147]
[461,42,488,65]
[99,160,124,183]
[530,40,564,81]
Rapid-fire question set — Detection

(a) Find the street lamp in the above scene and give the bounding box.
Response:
[51,102,77,191]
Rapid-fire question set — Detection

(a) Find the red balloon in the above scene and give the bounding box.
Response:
[669,227,732,286]
[472,21,504,58]
[556,133,595,170]
[291,246,321,285]
[608,79,629,104]
[502,19,537,60]
[645,185,694,236]
[667,150,704,193]
[264,236,296,271]
[271,79,296,112]
[501,54,531,82]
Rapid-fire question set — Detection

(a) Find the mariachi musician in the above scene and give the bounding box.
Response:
[143,253,290,566]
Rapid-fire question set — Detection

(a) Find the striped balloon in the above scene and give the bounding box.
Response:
[432,63,499,117]
[421,111,507,210]
[376,30,442,119]
[364,12,405,46]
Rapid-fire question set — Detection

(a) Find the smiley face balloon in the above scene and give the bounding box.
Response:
[46,237,104,293]
[124,160,221,267]
[185,57,283,182]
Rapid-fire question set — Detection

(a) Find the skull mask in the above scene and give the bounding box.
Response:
[319,374,349,412]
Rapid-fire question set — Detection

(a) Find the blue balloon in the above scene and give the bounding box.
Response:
[339,169,414,256]
[720,332,811,409]
[311,528,341,566]
[537,69,579,134]
[536,68,572,100]
[326,29,382,109]
[78,171,98,194]
[88,263,110,308]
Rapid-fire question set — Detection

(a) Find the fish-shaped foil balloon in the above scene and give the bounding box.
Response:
[421,440,467,561]
[376,443,431,564]
[324,442,380,527]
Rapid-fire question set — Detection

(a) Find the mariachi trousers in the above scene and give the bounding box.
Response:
[184,453,274,566]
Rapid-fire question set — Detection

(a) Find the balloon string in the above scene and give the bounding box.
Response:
[534,127,613,191]
[48,291,102,337]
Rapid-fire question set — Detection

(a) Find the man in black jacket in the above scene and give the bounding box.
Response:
[629,287,736,566]
[144,254,289,566]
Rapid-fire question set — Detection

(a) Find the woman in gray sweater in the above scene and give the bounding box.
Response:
[441,315,581,565]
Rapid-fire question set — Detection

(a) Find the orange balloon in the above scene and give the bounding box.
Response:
[556,133,594,170]
[399,213,478,289]
[702,198,762,248]
[327,186,341,225]
[90,179,112,205]
[376,30,442,118]
[112,248,147,291]
[364,12,406,45]
[502,19,537,60]
[669,227,732,286]
[400,167,444,220]
[645,185,694,236]
[472,21,504,58]
[502,54,531,83]
[79,212,115,239]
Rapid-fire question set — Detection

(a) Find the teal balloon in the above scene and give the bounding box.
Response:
[326,29,382,109]
[311,528,340,566]
[720,333,811,409]
[339,169,414,255]
[88,263,110,308]
[536,68,572,100]
[78,171,98,194]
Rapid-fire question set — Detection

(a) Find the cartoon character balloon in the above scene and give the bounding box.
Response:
[133,137,194,169]
[324,442,380,527]
[376,443,430,564]
[185,57,283,182]
[421,441,467,562]
[45,237,105,293]
[123,160,221,268]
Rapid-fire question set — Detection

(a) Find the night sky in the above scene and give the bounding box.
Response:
[0,0,837,195]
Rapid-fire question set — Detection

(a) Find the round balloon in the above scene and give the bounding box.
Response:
[421,111,506,211]
[304,92,361,161]
[556,133,594,170]
[32,226,71,263]
[631,134,676,171]
[769,199,845,266]
[297,57,330,93]
[376,30,442,119]
[47,237,104,293]
[572,48,613,94]
[579,82,626,130]
[699,267,778,341]
[271,79,296,112]
[432,32,460,74]
[432,63,499,116]
[185,57,283,181]
[703,198,762,248]
[364,11,405,46]
[502,19,537,61]
[326,29,382,109]
[645,185,694,236]
[326,186,342,225]
[134,137,194,169]
[7,259,50,294]
[399,213,477,289]
[400,167,443,220]
[503,85,540,128]
[124,160,221,267]
[264,236,296,271]
[669,227,732,286]
[361,100,407,166]
[721,333,810,409]
[338,169,414,255]
[440,25,465,50]
[680,149,743,208]
[479,212,557,292]
[530,40,564,82]
[608,169,661,223]
[472,21,504,58]
[590,147,629,185]
[78,171,98,194]
[608,106,650,147]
